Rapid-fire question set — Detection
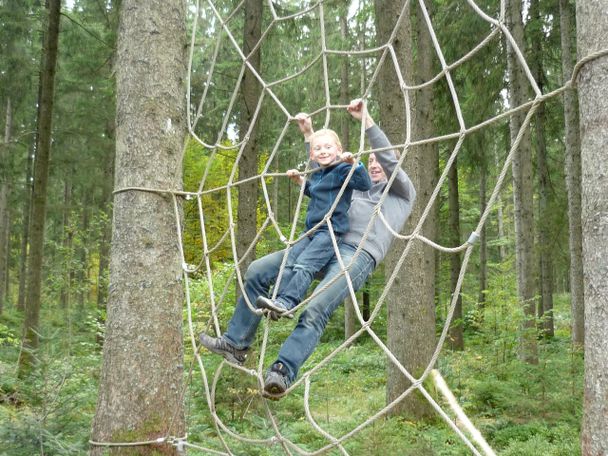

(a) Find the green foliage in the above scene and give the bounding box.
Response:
[0,308,101,456]
[0,322,19,348]
[182,261,582,455]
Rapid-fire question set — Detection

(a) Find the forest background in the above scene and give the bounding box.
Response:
[0,0,596,454]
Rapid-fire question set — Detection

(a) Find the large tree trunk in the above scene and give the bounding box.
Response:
[448,157,463,350]
[236,0,262,278]
[90,1,187,453]
[560,0,584,348]
[18,0,62,375]
[530,0,554,338]
[576,2,608,453]
[375,0,437,419]
[0,98,12,314]
[505,0,538,364]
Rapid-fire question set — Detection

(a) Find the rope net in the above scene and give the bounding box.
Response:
[157,0,585,454]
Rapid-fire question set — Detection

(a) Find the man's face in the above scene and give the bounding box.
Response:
[368,153,387,183]
[311,134,341,166]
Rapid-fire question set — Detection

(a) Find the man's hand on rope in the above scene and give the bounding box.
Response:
[294,112,314,140]
[347,98,375,129]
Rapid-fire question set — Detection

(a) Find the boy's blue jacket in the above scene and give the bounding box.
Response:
[304,161,372,234]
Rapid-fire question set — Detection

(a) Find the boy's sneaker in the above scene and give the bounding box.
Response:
[255,296,294,320]
[263,362,291,399]
[198,333,248,366]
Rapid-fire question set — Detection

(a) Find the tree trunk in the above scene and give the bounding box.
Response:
[576,1,608,453]
[375,0,437,419]
[448,157,463,350]
[494,143,507,262]
[560,0,584,348]
[0,98,12,314]
[18,0,62,376]
[77,201,90,309]
[17,140,34,312]
[90,1,187,453]
[505,0,538,364]
[535,99,554,338]
[340,9,358,340]
[236,0,262,278]
[478,151,488,310]
[60,179,73,310]
[530,0,554,338]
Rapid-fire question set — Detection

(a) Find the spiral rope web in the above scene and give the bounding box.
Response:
[91,0,607,454]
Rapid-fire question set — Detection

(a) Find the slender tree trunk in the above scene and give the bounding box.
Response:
[494,144,507,262]
[236,0,262,278]
[60,179,73,310]
[535,101,555,338]
[534,97,555,338]
[530,0,554,338]
[90,1,187,453]
[375,0,437,419]
[478,152,488,310]
[0,98,12,314]
[506,0,538,364]
[77,201,90,309]
[560,0,584,347]
[17,141,34,312]
[340,9,357,340]
[2,212,8,307]
[448,157,463,350]
[18,0,62,376]
[577,2,608,453]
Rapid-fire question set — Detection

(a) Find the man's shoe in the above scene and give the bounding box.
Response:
[255,296,294,320]
[264,362,291,398]
[199,333,248,366]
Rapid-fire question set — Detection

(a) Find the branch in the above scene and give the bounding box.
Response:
[60,11,112,49]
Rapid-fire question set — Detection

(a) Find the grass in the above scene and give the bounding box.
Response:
[0,286,584,455]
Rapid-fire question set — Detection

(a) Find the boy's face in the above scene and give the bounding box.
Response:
[311,133,342,166]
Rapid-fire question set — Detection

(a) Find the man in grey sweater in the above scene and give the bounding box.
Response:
[199,99,416,398]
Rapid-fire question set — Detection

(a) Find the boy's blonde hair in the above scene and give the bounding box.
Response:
[309,129,342,150]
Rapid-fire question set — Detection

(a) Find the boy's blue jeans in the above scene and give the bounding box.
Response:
[223,243,375,382]
[275,230,338,310]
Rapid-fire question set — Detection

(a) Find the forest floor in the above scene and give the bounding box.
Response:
[0,293,582,455]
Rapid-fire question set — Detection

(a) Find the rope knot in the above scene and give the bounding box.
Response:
[466,232,480,245]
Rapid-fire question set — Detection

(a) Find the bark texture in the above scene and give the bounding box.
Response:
[18,0,61,375]
[375,0,437,419]
[236,0,263,277]
[505,0,538,364]
[90,1,187,453]
[576,1,608,453]
[530,0,554,338]
[560,0,584,347]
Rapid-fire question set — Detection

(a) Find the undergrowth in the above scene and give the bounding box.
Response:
[0,273,584,455]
